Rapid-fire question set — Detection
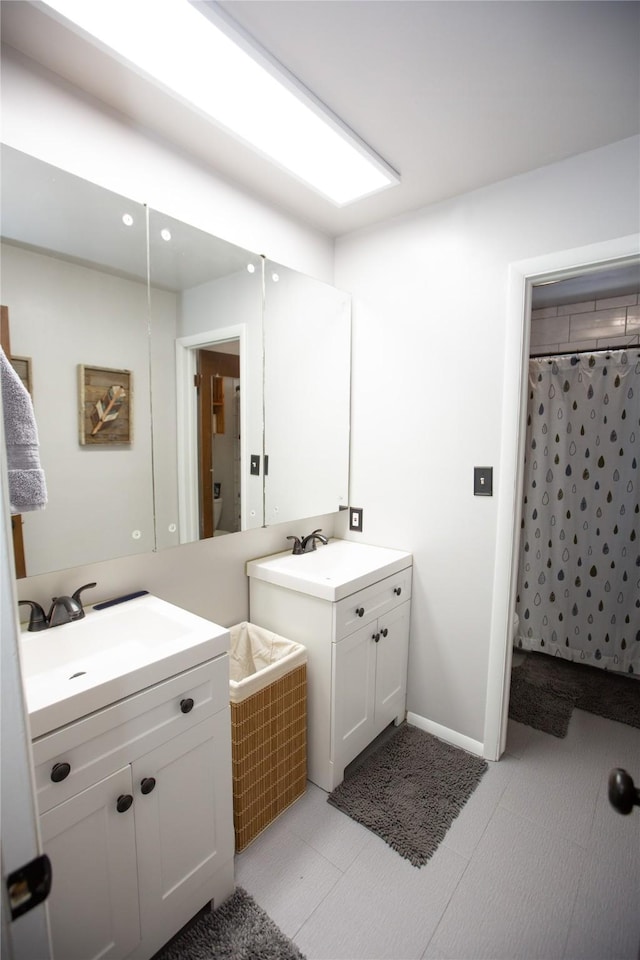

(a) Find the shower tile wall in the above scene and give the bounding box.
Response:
[530,294,639,356]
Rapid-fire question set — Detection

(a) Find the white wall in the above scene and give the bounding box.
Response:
[335,136,640,748]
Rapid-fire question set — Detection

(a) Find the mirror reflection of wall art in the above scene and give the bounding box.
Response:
[78,364,132,445]
[10,355,33,395]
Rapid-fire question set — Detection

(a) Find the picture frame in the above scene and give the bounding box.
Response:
[10,355,33,395]
[78,364,132,445]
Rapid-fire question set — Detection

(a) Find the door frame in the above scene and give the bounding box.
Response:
[175,325,247,544]
[483,233,640,761]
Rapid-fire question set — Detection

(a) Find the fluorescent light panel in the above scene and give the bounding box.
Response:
[41,0,399,205]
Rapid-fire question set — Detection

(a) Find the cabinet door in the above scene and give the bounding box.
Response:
[133,710,234,934]
[375,600,410,733]
[40,766,140,960]
[332,622,377,775]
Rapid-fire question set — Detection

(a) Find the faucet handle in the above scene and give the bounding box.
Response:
[71,582,97,614]
[18,600,48,632]
[286,536,303,555]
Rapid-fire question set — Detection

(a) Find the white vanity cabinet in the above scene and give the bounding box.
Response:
[248,540,412,791]
[32,656,235,960]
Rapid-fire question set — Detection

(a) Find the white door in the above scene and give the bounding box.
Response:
[375,601,410,731]
[332,623,377,773]
[133,711,234,934]
[40,766,140,960]
[1,462,52,960]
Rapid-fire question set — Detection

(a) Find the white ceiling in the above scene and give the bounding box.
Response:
[1,1,638,239]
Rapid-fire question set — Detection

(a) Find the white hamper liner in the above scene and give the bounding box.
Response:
[228,621,307,702]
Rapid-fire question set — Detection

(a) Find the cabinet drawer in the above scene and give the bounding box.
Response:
[33,656,228,815]
[334,567,412,639]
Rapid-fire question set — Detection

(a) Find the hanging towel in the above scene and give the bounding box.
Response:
[0,346,48,513]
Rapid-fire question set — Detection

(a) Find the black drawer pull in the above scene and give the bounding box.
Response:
[140,777,156,795]
[180,697,195,714]
[51,762,71,783]
[380,628,388,638]
[356,607,365,618]
[372,632,380,643]
[393,587,402,596]
[116,794,133,813]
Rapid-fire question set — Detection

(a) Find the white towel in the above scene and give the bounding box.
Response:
[0,346,48,513]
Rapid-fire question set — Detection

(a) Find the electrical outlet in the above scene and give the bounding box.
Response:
[349,507,363,532]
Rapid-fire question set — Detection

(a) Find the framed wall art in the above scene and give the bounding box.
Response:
[78,364,132,445]
[10,355,33,395]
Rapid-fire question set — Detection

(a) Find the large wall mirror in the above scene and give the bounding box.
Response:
[263,261,350,525]
[0,145,351,578]
[1,147,154,577]
[147,209,264,545]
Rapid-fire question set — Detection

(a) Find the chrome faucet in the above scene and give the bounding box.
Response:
[19,582,97,631]
[301,529,328,553]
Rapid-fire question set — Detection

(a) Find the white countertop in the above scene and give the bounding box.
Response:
[21,594,229,738]
[246,538,412,601]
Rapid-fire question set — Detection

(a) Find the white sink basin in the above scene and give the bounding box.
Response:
[21,594,229,738]
[246,539,412,601]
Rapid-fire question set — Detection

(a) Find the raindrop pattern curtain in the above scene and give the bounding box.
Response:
[515,350,640,675]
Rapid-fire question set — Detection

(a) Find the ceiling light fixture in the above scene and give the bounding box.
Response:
[40,0,399,206]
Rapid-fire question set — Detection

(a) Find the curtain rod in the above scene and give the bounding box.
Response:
[530,344,640,361]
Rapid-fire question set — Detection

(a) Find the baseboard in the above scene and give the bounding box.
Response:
[406,712,485,758]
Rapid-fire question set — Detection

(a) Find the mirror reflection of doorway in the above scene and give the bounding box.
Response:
[197,343,240,538]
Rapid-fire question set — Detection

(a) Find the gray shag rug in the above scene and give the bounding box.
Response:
[509,651,640,738]
[327,724,488,867]
[153,886,306,960]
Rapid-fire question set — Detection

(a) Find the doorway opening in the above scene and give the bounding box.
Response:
[175,325,247,544]
[483,237,640,761]
[197,345,240,538]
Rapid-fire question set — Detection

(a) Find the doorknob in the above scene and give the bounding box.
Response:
[608,768,640,815]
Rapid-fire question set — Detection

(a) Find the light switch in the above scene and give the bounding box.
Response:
[474,467,493,496]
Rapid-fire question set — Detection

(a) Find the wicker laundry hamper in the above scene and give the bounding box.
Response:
[228,622,307,851]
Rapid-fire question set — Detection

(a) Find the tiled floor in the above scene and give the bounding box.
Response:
[235,712,640,960]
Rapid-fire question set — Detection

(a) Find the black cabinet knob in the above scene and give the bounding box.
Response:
[140,777,156,795]
[116,794,133,813]
[51,762,71,783]
[393,586,402,596]
[180,697,194,714]
[372,632,380,643]
[356,607,365,618]
[608,768,640,815]
[380,628,388,638]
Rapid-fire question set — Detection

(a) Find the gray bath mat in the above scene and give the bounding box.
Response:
[508,673,574,737]
[153,886,306,960]
[327,724,488,867]
[509,652,640,737]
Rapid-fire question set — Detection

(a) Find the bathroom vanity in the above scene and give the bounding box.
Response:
[20,595,235,960]
[247,540,412,791]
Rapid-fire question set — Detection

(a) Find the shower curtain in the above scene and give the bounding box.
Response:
[515,349,639,675]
